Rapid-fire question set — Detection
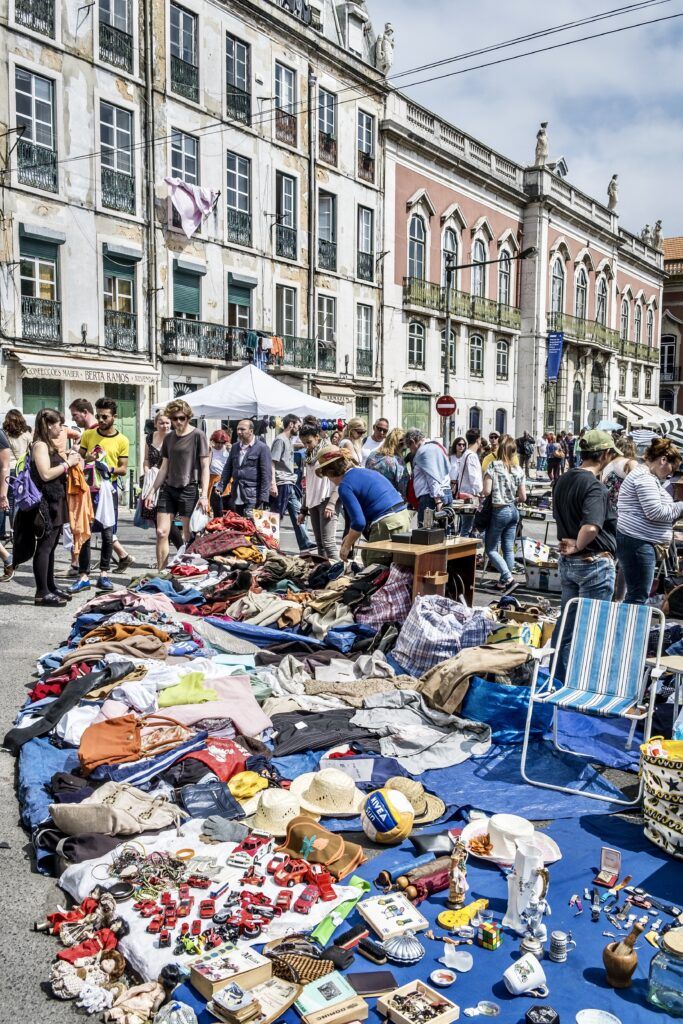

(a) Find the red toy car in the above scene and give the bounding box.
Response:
[158,929,172,948]
[240,890,272,909]
[227,833,274,870]
[186,874,212,889]
[241,868,266,888]
[191,919,202,936]
[275,890,293,915]
[226,907,268,939]
[266,853,288,875]
[273,857,311,888]
[199,899,216,920]
[312,870,336,901]
[177,900,193,918]
[293,885,320,915]
[147,916,163,934]
[135,900,160,918]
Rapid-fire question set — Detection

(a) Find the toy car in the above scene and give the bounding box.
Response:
[227,832,274,871]
[158,929,172,948]
[273,856,311,888]
[191,919,202,936]
[147,916,163,934]
[293,886,320,915]
[226,907,269,939]
[202,928,223,949]
[178,884,190,900]
[135,900,160,918]
[266,853,288,875]
[186,874,212,889]
[241,868,266,888]
[240,890,272,909]
[199,899,216,919]
[275,890,293,915]
[312,870,336,902]
[177,900,193,918]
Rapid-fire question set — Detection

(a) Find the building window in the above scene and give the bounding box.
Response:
[575,267,588,320]
[100,101,135,214]
[276,285,296,337]
[497,251,511,306]
[647,307,654,347]
[591,361,605,394]
[441,228,458,289]
[408,321,425,369]
[173,267,200,320]
[356,396,370,423]
[317,294,336,372]
[99,0,132,72]
[496,339,509,380]
[318,88,336,164]
[632,366,640,399]
[275,172,296,259]
[645,369,652,400]
[356,304,373,377]
[170,3,199,102]
[661,336,676,380]
[357,110,375,182]
[469,334,484,376]
[357,206,374,282]
[620,299,629,341]
[226,152,251,246]
[275,63,296,145]
[495,408,507,434]
[572,380,583,434]
[662,389,675,413]
[15,68,57,192]
[318,192,337,271]
[440,328,455,373]
[469,406,482,430]
[16,0,55,35]
[103,256,136,352]
[618,363,626,395]
[472,239,487,299]
[226,34,250,124]
[550,257,565,315]
[596,277,608,326]
[408,215,426,281]
[228,282,251,329]
[634,303,642,344]
[20,239,60,342]
[171,129,198,227]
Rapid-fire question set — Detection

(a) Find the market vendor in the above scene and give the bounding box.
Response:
[315,447,411,564]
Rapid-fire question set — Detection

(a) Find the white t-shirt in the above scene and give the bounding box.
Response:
[361,437,382,466]
[537,438,548,458]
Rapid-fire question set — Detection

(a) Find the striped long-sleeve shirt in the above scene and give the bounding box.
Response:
[617,465,683,544]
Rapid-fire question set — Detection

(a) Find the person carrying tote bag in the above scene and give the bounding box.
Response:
[481,437,526,592]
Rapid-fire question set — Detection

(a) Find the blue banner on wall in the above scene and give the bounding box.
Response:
[547,331,564,381]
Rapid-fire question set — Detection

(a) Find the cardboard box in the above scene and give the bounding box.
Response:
[501,610,555,647]
[377,981,460,1024]
[487,622,542,648]
[526,564,561,594]
[514,537,553,565]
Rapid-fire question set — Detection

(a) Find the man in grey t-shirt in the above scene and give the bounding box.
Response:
[270,414,315,553]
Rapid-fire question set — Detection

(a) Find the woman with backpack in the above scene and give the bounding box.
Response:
[481,436,526,592]
[6,408,79,606]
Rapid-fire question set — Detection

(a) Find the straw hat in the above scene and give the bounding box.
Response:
[246,789,319,838]
[228,771,269,816]
[290,768,366,817]
[385,776,445,825]
[314,447,348,478]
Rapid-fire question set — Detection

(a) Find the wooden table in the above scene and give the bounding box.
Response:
[360,537,479,605]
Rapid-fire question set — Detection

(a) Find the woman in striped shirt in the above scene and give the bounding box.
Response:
[617,437,683,604]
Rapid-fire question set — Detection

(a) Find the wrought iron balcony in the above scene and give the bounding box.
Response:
[636,344,657,363]
[163,318,235,361]
[282,335,316,370]
[444,286,475,318]
[21,296,61,342]
[275,109,297,146]
[171,54,199,103]
[497,302,522,330]
[403,276,442,310]
[317,238,337,272]
[101,167,135,214]
[17,139,57,192]
[104,309,137,351]
[357,150,375,183]
[318,131,337,165]
[356,348,373,377]
[99,22,133,73]
[547,311,619,352]
[226,85,251,125]
[275,224,297,260]
[661,366,681,382]
[402,276,521,330]
[227,208,252,246]
[15,0,54,35]
[472,295,501,324]
[592,321,620,351]
[357,251,374,282]
[317,343,336,373]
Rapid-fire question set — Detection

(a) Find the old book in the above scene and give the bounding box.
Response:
[189,943,271,999]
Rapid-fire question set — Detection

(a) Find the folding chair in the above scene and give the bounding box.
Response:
[520,598,665,806]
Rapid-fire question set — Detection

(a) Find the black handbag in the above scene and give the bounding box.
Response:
[474,494,493,532]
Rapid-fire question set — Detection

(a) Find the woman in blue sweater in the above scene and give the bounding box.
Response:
[315,447,411,564]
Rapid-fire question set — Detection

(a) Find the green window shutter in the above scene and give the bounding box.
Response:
[20,237,58,261]
[103,256,135,280]
[173,269,200,316]
[229,284,251,308]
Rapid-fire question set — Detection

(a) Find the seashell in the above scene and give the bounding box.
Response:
[383,930,425,964]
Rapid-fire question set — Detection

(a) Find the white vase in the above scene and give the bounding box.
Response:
[503,840,549,935]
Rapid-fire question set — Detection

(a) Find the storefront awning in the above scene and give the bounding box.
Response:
[12,351,159,386]
[314,384,356,401]
[612,402,677,432]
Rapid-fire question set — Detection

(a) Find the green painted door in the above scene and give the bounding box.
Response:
[105,383,138,475]
[402,394,431,436]
[22,378,62,415]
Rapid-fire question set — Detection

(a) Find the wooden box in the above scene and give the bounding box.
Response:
[377,981,459,1024]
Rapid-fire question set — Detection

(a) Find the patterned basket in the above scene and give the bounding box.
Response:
[640,738,683,860]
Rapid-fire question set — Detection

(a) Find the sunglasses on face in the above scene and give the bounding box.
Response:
[172,415,188,422]
[456,442,466,447]
[376,427,388,434]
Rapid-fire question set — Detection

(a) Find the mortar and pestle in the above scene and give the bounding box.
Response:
[602,920,645,988]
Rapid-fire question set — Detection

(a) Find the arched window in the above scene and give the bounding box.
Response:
[618,363,627,396]
[634,304,642,344]
[551,257,565,315]
[572,380,583,434]
[662,335,676,378]
[498,251,511,306]
[495,408,507,434]
[645,369,652,400]
[471,239,486,298]
[596,277,608,326]
[575,268,588,320]
[469,406,482,430]
[469,334,484,376]
[496,339,509,380]
[620,299,630,341]
[591,361,605,393]
[408,320,425,369]
[662,389,675,413]
[647,307,654,347]
[440,327,455,372]
[408,215,426,280]
[442,228,458,288]
[632,366,640,399]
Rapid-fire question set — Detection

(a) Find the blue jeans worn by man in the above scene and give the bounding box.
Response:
[276,483,315,552]
[616,531,656,605]
[459,511,476,537]
[554,554,616,679]
[417,488,453,527]
[485,504,519,582]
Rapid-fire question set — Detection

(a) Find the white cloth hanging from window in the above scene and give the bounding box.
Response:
[164,177,219,239]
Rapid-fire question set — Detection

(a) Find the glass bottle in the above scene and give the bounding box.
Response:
[648,927,683,1016]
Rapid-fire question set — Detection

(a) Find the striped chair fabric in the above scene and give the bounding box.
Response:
[537,599,652,717]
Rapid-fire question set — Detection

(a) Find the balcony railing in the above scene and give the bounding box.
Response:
[99,21,133,72]
[275,108,297,146]
[318,238,337,272]
[403,276,521,330]
[546,312,620,351]
[318,131,337,165]
[620,341,637,359]
[358,150,375,183]
[661,367,681,382]
[226,85,251,125]
[104,309,137,351]
[21,296,61,342]
[227,208,252,246]
[317,343,336,373]
[171,54,199,103]
[593,321,620,351]
[357,251,374,282]
[275,224,297,260]
[356,348,373,377]
[17,139,58,192]
[636,344,657,363]
[282,335,316,370]
[163,319,236,361]
[15,0,54,35]
[101,167,135,214]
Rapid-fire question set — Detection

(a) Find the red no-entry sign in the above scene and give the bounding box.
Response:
[435,394,457,417]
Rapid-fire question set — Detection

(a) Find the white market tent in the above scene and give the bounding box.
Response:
[181,364,347,420]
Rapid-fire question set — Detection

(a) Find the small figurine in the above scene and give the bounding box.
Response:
[534,122,549,168]
[447,839,469,909]
[520,892,551,958]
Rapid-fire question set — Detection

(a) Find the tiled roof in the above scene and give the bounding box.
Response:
[664,237,683,260]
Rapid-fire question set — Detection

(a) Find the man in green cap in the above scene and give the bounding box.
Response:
[552,428,618,676]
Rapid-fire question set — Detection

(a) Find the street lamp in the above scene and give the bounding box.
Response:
[441,246,538,446]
